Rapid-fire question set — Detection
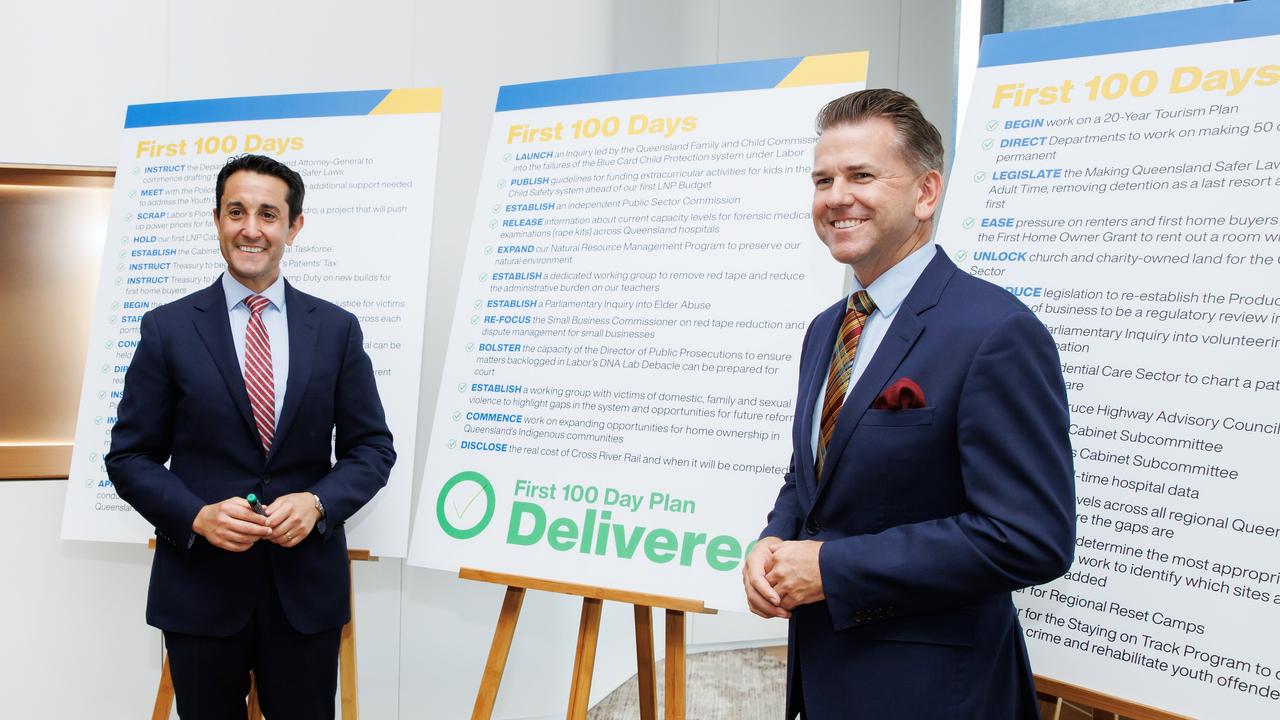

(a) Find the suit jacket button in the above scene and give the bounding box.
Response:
[262,474,271,485]
[805,520,820,535]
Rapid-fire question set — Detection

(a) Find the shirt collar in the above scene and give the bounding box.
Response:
[222,272,286,312]
[853,241,935,317]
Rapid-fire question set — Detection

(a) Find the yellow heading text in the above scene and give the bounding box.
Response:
[135,133,305,159]
[506,114,698,144]
[992,64,1280,109]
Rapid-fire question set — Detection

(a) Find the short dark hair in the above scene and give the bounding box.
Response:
[815,89,944,174]
[214,154,306,224]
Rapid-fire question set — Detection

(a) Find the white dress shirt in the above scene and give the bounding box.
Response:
[810,242,935,457]
[222,272,289,422]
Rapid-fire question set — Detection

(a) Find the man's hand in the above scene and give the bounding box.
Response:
[766,540,825,609]
[743,536,790,619]
[264,492,321,548]
[193,498,272,552]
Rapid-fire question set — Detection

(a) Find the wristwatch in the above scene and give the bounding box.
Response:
[313,492,326,518]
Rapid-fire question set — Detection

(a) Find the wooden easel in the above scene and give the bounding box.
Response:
[1034,675,1193,720]
[147,543,375,720]
[461,568,716,720]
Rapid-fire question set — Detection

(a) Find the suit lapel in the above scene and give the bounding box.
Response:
[814,247,956,493]
[798,301,844,495]
[191,280,258,440]
[269,281,318,464]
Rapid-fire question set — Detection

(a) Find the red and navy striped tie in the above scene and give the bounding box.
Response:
[243,295,275,454]
[815,290,875,481]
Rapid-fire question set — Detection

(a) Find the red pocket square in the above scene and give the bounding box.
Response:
[873,378,926,410]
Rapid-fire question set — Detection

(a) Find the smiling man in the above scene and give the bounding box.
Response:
[742,90,1076,718]
[108,154,395,719]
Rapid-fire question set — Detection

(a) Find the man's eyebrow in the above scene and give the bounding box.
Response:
[811,162,874,179]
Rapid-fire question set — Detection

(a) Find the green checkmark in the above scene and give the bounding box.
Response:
[982,139,994,150]
[452,487,484,520]
[986,120,997,131]
[962,217,975,229]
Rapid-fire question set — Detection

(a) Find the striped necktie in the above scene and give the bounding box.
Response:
[243,295,275,454]
[815,290,875,481]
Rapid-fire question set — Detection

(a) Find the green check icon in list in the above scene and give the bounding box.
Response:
[436,471,496,540]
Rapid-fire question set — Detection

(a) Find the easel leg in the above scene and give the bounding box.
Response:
[247,672,262,720]
[632,605,657,720]
[663,610,686,720]
[471,586,527,720]
[152,654,174,720]
[565,597,604,720]
[339,557,359,719]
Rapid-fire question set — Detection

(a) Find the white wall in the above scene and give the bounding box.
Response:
[0,1,957,717]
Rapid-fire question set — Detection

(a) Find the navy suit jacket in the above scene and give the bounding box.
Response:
[761,247,1075,719]
[107,278,395,636]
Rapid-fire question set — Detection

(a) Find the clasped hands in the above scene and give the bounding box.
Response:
[742,536,825,619]
[192,493,320,552]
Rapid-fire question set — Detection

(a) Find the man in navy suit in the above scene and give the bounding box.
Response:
[743,90,1075,718]
[108,154,395,719]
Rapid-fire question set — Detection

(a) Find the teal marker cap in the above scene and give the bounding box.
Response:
[247,493,259,504]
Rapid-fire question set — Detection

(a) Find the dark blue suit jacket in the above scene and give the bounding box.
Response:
[762,247,1075,719]
[107,278,395,636]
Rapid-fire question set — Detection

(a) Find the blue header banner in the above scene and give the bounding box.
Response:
[980,1,1280,67]
[495,57,802,112]
[125,90,392,128]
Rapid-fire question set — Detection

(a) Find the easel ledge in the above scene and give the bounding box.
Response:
[145,539,375,720]
[460,568,714,613]
[1035,675,1194,720]
[460,567,715,720]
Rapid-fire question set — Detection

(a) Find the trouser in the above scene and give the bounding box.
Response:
[163,578,341,720]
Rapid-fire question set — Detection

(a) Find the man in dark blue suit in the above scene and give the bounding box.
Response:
[108,154,395,719]
[743,90,1075,718]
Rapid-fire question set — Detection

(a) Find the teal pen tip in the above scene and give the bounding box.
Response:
[246,493,258,504]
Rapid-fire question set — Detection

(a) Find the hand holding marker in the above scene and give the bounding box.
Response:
[247,493,267,516]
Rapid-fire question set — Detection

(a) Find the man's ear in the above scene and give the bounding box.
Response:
[915,169,943,221]
[286,214,304,246]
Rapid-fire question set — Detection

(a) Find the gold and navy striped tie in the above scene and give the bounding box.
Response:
[815,290,875,481]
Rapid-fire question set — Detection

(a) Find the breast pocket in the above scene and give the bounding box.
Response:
[859,407,934,427]
[855,406,957,515]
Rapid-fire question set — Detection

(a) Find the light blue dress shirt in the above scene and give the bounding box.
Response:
[810,242,935,458]
[222,272,289,422]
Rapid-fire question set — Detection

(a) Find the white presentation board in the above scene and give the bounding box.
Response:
[945,4,1280,716]
[61,88,442,557]
[408,53,867,611]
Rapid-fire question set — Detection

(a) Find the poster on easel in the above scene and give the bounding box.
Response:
[407,53,868,611]
[61,88,442,557]
[944,4,1280,716]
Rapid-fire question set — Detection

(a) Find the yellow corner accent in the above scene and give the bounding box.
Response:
[370,88,443,115]
[776,51,869,88]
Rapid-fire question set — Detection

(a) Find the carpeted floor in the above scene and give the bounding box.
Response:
[588,647,787,719]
